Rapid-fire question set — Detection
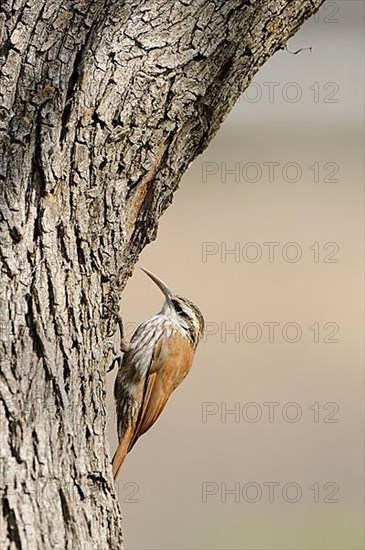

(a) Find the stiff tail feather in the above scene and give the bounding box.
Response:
[112,427,133,479]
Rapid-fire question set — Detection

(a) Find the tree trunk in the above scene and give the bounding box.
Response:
[0,1,325,548]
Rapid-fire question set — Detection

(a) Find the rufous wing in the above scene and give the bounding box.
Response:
[129,332,194,450]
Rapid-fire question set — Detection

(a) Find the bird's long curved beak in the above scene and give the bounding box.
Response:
[140,268,173,304]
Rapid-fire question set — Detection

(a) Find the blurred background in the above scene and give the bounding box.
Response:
[106,2,364,548]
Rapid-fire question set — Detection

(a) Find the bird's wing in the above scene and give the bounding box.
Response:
[112,331,194,479]
[127,331,194,452]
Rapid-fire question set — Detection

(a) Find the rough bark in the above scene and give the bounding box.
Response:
[0,1,325,548]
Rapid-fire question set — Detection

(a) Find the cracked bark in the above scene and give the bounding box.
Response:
[0,1,325,548]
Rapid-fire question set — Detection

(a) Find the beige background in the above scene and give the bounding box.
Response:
[106,2,364,548]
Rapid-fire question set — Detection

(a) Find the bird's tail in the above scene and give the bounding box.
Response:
[112,440,128,479]
[112,426,135,479]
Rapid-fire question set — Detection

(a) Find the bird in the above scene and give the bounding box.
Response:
[112,268,204,479]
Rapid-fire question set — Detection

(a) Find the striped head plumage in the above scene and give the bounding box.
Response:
[140,268,204,349]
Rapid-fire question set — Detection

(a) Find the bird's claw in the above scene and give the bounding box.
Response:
[107,353,123,373]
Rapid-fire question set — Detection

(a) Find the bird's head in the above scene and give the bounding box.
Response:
[141,268,205,349]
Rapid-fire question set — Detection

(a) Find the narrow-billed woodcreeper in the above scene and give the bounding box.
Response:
[112,268,204,479]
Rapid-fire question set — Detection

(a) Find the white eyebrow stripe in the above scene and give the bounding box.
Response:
[181,303,191,316]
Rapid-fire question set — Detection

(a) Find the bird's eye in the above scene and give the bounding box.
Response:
[173,301,187,317]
